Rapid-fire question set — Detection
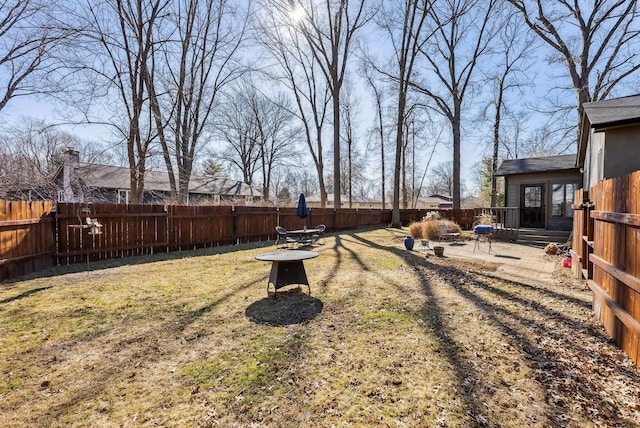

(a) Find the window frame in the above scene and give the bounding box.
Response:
[551,183,576,218]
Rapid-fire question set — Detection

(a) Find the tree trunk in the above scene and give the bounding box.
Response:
[391,89,406,228]
[491,82,503,207]
[452,101,462,210]
[332,85,341,209]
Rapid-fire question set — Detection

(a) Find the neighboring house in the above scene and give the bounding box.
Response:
[305,193,383,209]
[55,149,262,205]
[578,94,640,190]
[416,194,453,210]
[495,154,582,231]
[304,193,452,210]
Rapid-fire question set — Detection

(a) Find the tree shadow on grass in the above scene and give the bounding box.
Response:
[348,231,491,422]
[1,239,277,286]
[245,289,323,326]
[416,258,640,426]
[348,230,635,425]
[0,285,52,304]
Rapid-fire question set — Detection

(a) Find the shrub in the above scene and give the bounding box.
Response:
[422,219,461,240]
[422,211,441,222]
[408,221,424,238]
[442,220,462,234]
[421,220,440,240]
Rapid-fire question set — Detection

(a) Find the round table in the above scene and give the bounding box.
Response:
[255,251,319,297]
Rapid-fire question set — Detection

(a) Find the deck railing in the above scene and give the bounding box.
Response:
[473,207,519,231]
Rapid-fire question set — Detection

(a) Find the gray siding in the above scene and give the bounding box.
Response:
[603,124,640,180]
[505,170,582,231]
[584,123,640,189]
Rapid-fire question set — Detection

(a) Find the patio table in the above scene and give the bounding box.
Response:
[255,250,319,297]
[287,228,321,246]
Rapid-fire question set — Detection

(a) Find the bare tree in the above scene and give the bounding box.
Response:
[216,89,261,185]
[482,9,536,206]
[373,0,433,226]
[215,83,301,198]
[363,67,387,210]
[290,0,374,209]
[340,81,361,208]
[255,1,331,206]
[251,88,302,201]
[507,0,640,129]
[426,161,453,197]
[147,0,250,204]
[0,1,77,113]
[0,119,80,200]
[76,0,170,203]
[412,0,499,210]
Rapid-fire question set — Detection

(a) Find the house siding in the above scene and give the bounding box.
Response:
[603,124,640,181]
[505,171,582,231]
[583,121,640,190]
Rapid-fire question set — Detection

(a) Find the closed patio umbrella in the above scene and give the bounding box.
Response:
[297,193,309,229]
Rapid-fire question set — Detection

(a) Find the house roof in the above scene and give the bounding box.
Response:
[495,154,578,176]
[582,94,640,127]
[578,94,640,165]
[305,193,380,204]
[417,195,452,206]
[428,194,452,202]
[75,163,260,197]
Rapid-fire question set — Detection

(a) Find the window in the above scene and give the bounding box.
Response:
[523,186,542,208]
[552,184,575,217]
[117,189,130,204]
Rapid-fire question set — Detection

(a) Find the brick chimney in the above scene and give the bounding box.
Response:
[62,148,80,202]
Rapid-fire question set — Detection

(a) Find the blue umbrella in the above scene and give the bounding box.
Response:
[297,193,309,229]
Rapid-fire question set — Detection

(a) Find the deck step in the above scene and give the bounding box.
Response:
[516,229,571,247]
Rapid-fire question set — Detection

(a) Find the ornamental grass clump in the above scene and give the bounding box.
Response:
[421,220,440,240]
[408,221,424,238]
[421,217,461,240]
[476,211,494,225]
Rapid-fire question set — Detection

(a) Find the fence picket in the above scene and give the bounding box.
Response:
[573,171,640,367]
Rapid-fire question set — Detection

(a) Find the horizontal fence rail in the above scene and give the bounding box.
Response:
[0,200,54,281]
[572,170,640,367]
[1,201,475,281]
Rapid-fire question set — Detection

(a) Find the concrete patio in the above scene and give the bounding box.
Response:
[416,238,562,285]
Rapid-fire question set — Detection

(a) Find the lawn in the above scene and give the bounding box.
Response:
[1,228,640,427]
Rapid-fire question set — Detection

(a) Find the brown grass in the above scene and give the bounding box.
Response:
[408,221,424,238]
[476,213,494,225]
[421,219,461,240]
[1,228,640,427]
[422,220,440,239]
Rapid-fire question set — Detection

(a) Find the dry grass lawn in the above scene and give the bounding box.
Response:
[2,227,640,427]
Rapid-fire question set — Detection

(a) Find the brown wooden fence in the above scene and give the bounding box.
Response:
[0,200,54,281]
[0,201,471,280]
[400,208,475,230]
[572,170,640,367]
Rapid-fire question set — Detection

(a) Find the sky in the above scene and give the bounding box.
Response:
[4,0,640,201]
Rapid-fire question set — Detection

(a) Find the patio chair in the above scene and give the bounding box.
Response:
[437,221,461,242]
[312,224,326,244]
[275,226,297,249]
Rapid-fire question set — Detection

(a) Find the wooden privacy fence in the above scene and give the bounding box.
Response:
[572,170,640,367]
[54,203,400,265]
[0,201,54,281]
[400,208,475,230]
[0,201,471,281]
